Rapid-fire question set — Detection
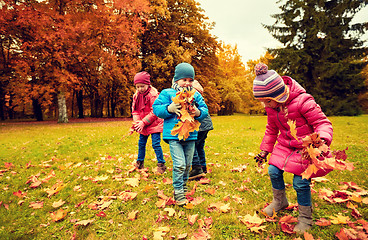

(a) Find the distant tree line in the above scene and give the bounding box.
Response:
[0,0,367,122]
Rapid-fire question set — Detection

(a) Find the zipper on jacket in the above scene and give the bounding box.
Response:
[282,149,295,170]
[277,110,295,170]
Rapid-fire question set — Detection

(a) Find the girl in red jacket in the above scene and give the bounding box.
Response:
[131,71,166,174]
[253,63,333,233]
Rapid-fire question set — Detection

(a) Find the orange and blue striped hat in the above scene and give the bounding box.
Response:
[252,63,289,103]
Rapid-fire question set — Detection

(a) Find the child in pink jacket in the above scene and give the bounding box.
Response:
[253,63,333,233]
[131,71,166,173]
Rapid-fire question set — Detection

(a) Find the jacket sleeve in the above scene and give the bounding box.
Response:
[153,90,174,119]
[193,92,209,122]
[141,93,159,126]
[131,93,141,122]
[298,95,333,145]
[260,108,279,153]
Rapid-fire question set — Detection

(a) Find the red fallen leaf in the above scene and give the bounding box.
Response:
[280,223,294,234]
[203,216,213,227]
[163,178,172,185]
[96,211,106,217]
[75,201,84,208]
[188,214,198,225]
[335,228,357,240]
[4,162,14,169]
[357,219,368,231]
[351,208,362,219]
[205,188,216,195]
[304,232,315,240]
[198,178,210,184]
[315,218,331,226]
[157,190,169,200]
[13,190,26,198]
[192,227,211,240]
[279,215,298,224]
[186,183,198,196]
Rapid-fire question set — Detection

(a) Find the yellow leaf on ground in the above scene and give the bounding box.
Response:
[128,210,139,221]
[50,209,67,222]
[125,178,139,187]
[52,199,65,208]
[330,214,350,224]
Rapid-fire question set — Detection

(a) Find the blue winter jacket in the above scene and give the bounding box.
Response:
[153,88,209,141]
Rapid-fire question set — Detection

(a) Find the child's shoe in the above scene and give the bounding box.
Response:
[294,205,313,234]
[157,163,167,174]
[262,188,289,217]
[135,161,144,169]
[188,165,205,180]
[202,165,207,174]
[174,191,187,206]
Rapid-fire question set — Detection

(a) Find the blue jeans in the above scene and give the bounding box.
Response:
[192,131,209,166]
[268,164,311,206]
[137,133,165,164]
[168,140,195,192]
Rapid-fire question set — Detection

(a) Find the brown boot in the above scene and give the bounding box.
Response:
[294,205,313,234]
[135,161,144,169]
[157,163,167,174]
[262,188,289,217]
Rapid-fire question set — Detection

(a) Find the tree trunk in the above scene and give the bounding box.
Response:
[91,93,103,118]
[32,98,43,121]
[76,90,84,118]
[57,92,69,123]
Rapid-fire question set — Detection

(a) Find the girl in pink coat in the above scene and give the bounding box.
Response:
[131,71,165,173]
[252,63,333,233]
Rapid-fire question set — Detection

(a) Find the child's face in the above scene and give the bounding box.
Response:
[177,78,194,88]
[259,99,280,109]
[135,83,149,93]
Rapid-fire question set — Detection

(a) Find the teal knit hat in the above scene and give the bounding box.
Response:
[173,63,195,82]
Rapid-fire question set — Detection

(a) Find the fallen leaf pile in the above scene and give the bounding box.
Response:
[170,89,201,140]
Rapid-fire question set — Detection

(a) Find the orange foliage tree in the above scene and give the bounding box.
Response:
[0,0,149,121]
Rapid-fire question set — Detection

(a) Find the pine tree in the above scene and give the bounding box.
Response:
[265,0,368,115]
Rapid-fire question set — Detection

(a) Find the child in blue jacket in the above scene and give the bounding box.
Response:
[153,62,208,205]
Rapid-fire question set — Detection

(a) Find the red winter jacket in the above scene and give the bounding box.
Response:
[260,76,333,177]
[131,87,163,136]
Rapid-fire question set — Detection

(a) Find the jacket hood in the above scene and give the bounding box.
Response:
[282,76,306,105]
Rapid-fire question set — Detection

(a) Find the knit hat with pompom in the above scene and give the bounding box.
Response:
[252,63,289,103]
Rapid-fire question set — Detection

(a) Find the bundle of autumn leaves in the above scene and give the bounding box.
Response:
[288,120,354,179]
[129,89,200,140]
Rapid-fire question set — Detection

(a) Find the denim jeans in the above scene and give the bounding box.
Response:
[137,133,165,164]
[192,131,209,166]
[268,164,311,206]
[168,140,195,192]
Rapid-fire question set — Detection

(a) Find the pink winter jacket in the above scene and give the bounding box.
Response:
[260,76,333,177]
[131,86,163,136]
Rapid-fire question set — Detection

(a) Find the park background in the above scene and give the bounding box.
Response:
[0,0,368,123]
[1,1,368,239]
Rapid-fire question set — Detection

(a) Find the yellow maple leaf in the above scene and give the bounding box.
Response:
[50,209,67,222]
[125,178,139,187]
[239,213,264,227]
[287,119,298,140]
[330,214,350,224]
[52,199,65,208]
[128,210,139,221]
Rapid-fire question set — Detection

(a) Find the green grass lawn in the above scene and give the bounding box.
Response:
[0,115,367,240]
